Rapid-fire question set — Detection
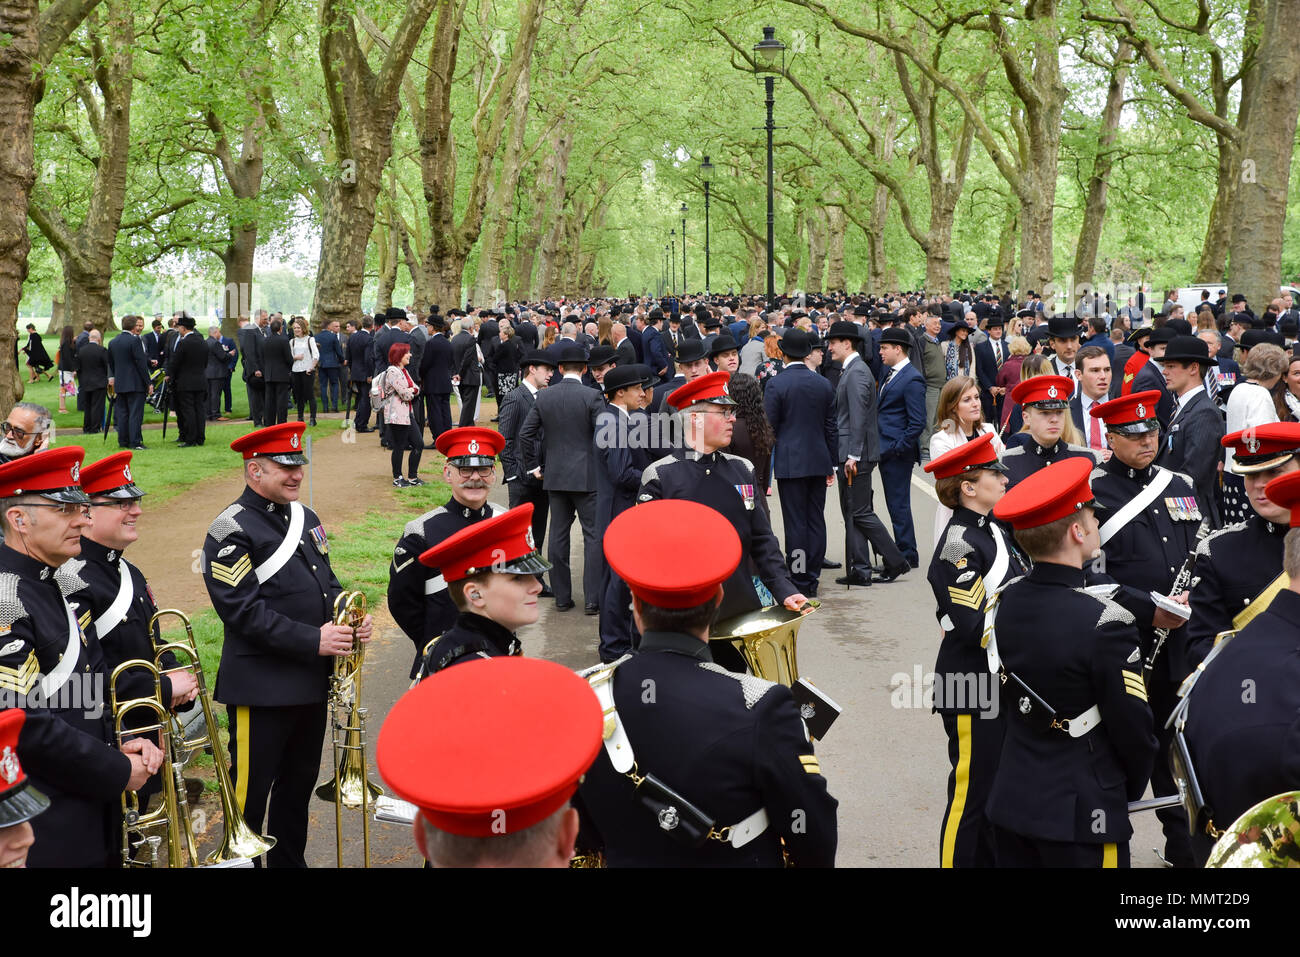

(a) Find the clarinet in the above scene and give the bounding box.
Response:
[1143,519,1211,676]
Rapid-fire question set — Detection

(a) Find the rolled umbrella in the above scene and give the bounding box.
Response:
[101,387,116,442]
[158,378,172,440]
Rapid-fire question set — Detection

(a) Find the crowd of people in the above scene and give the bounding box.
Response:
[2,282,1299,870]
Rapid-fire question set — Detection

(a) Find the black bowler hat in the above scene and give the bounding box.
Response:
[1241,329,1284,350]
[1167,318,1193,336]
[1232,293,1248,304]
[675,339,707,363]
[587,345,617,368]
[603,364,654,395]
[177,312,196,329]
[709,334,739,358]
[1147,326,1178,347]
[386,306,407,322]
[521,348,556,370]
[985,315,1005,329]
[879,327,912,349]
[826,320,863,342]
[1016,308,1038,320]
[853,304,872,318]
[1159,335,1217,367]
[778,329,813,359]
[1126,326,1152,346]
[557,345,588,364]
[1046,314,1082,339]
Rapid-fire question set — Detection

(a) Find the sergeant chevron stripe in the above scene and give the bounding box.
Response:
[1121,668,1148,702]
[0,651,39,694]
[798,753,821,774]
[210,554,253,588]
[948,577,986,611]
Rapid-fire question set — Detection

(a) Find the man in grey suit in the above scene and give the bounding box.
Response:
[498,349,555,594]
[827,321,909,586]
[518,345,605,614]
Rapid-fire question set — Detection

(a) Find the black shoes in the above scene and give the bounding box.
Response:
[406,476,425,486]
[835,573,871,586]
[584,604,600,616]
[355,426,374,433]
[539,586,555,598]
[822,559,842,569]
[555,600,575,612]
[872,564,910,584]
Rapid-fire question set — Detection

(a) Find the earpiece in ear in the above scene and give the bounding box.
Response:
[470,591,482,601]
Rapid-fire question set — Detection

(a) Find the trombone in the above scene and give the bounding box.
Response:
[315,591,383,867]
[148,609,275,866]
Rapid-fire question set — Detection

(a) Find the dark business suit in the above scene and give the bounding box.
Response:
[1157,388,1224,526]
[642,325,674,383]
[419,332,454,443]
[261,332,293,425]
[205,335,232,421]
[835,354,906,579]
[876,360,927,566]
[450,329,480,426]
[315,329,346,412]
[141,330,164,371]
[614,338,636,367]
[497,381,548,564]
[1131,359,1176,429]
[107,331,150,448]
[75,342,109,434]
[345,328,372,429]
[763,363,837,596]
[167,330,210,444]
[595,405,653,659]
[237,324,266,426]
[974,336,1008,422]
[518,376,605,609]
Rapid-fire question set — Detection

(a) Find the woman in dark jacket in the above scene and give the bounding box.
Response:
[494,322,523,398]
[722,372,775,517]
[23,324,53,382]
[56,324,77,412]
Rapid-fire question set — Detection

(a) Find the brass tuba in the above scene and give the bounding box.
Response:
[315,591,383,867]
[148,609,275,865]
[709,600,820,686]
[1206,791,1300,867]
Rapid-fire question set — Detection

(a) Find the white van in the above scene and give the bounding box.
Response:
[1173,285,1300,315]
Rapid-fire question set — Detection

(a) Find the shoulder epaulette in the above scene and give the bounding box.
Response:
[698,661,777,709]
[207,503,245,543]
[0,574,26,632]
[54,558,89,597]
[1075,588,1136,628]
[402,506,447,542]
[939,525,974,566]
[1196,520,1247,558]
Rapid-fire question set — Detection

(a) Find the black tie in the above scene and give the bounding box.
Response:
[880,368,894,392]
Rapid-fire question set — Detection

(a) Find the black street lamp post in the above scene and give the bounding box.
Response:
[670,229,676,295]
[754,26,785,310]
[680,202,688,296]
[700,155,713,296]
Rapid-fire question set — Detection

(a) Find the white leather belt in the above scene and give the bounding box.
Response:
[1058,705,1102,738]
[39,601,82,699]
[423,574,447,596]
[255,501,304,583]
[728,808,769,848]
[93,559,134,640]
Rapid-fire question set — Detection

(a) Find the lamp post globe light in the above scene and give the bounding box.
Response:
[699,155,713,296]
[753,25,785,309]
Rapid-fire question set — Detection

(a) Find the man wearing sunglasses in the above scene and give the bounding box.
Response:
[0,403,52,464]
[388,427,507,679]
[56,452,198,813]
[0,446,163,866]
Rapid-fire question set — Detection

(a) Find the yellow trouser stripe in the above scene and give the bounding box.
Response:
[234,706,250,814]
[1102,842,1117,868]
[941,713,972,869]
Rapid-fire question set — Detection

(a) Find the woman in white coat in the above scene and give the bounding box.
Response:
[929,375,1004,546]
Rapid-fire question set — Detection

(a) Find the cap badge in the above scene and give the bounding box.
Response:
[123,464,132,482]
[290,433,300,449]
[799,703,816,720]
[0,746,17,784]
[722,382,730,396]
[1136,403,1146,418]
[70,462,80,482]
[525,527,535,550]
[1245,435,1260,454]
[1046,386,1058,399]
[468,439,480,454]
[1019,697,1032,715]
[657,806,680,831]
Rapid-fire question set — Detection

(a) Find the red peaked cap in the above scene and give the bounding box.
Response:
[993,456,1096,530]
[435,427,504,467]
[1223,423,1300,474]
[417,503,551,581]
[0,446,89,504]
[666,370,737,411]
[1010,374,1074,410]
[923,432,1006,479]
[1264,470,1300,528]
[604,499,741,607]
[229,422,308,465]
[0,709,49,826]
[376,656,602,838]
[80,451,145,498]
[1089,390,1163,435]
